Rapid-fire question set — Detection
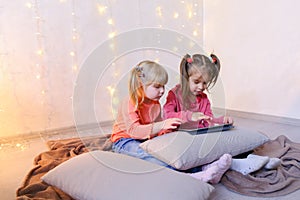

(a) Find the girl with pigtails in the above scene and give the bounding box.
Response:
[163,53,234,129]
[163,54,280,177]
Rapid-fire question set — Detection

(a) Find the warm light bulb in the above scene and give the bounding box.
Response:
[97,5,107,15]
[73,65,78,71]
[107,86,115,96]
[37,49,43,55]
[188,11,192,18]
[173,12,179,19]
[26,2,33,8]
[193,30,198,36]
[107,18,114,25]
[156,6,162,17]
[70,51,75,57]
[72,35,78,40]
[108,32,116,38]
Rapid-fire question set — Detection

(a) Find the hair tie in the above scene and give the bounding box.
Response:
[212,57,217,64]
[186,58,193,63]
[135,66,144,77]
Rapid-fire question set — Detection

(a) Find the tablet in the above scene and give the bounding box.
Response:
[178,123,235,135]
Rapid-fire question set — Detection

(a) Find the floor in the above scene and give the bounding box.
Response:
[0,116,299,200]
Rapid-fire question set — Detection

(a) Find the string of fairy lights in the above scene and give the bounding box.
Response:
[0,0,203,152]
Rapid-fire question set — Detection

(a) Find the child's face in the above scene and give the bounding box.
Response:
[188,70,210,96]
[144,82,165,101]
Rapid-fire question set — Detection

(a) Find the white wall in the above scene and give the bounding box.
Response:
[204,0,300,120]
[0,0,204,137]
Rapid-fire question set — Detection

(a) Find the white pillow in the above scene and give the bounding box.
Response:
[41,150,214,200]
[140,127,270,170]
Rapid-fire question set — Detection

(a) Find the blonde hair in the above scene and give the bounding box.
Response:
[129,60,168,108]
[179,54,221,109]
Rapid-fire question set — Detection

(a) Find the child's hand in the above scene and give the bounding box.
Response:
[162,118,182,130]
[191,112,212,121]
[223,116,234,124]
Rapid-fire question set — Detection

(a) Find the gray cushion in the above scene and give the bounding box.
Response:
[41,150,214,200]
[140,127,270,170]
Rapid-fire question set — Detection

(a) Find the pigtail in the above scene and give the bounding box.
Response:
[129,65,144,109]
[179,54,194,109]
[208,53,221,89]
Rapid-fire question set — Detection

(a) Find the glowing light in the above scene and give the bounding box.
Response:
[70,51,75,56]
[108,32,116,38]
[26,2,33,8]
[193,30,198,36]
[36,49,43,55]
[107,86,115,96]
[41,90,45,95]
[36,74,41,79]
[97,5,107,15]
[107,18,114,25]
[156,6,162,17]
[173,12,179,19]
[72,35,78,40]
[73,65,78,71]
[188,11,193,18]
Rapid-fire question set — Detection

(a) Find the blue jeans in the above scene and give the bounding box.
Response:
[112,138,175,170]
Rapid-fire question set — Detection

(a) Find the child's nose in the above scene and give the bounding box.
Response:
[198,83,204,90]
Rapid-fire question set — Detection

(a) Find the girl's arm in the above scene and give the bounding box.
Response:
[163,90,193,123]
[121,99,181,139]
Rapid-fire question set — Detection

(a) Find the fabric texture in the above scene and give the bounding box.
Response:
[221,135,300,197]
[163,84,224,129]
[140,127,270,170]
[111,97,169,143]
[41,150,215,200]
[16,134,113,200]
[112,138,173,169]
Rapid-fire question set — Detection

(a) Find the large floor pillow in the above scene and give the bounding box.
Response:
[140,127,270,170]
[41,150,214,200]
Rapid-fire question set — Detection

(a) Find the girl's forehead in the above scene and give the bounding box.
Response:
[189,69,211,82]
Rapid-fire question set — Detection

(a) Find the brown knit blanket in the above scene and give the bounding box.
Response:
[16,134,112,200]
[221,135,300,197]
[17,134,300,199]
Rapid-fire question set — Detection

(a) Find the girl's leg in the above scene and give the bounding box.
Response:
[230,154,270,175]
[112,138,175,169]
[192,153,232,184]
[247,154,281,170]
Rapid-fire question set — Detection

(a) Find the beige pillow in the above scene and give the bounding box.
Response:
[140,127,270,170]
[41,150,214,200]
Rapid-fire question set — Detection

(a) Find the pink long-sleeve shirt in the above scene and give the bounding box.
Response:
[111,97,169,143]
[163,84,224,129]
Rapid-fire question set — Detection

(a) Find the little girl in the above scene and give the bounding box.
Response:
[110,60,232,184]
[163,53,280,175]
[163,53,233,129]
